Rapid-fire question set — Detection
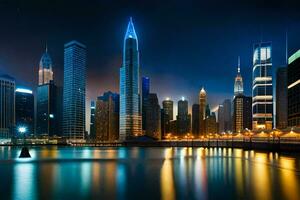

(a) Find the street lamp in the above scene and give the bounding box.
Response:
[18,126,31,158]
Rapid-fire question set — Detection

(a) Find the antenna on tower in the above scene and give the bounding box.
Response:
[238,56,240,73]
[285,30,288,65]
[45,42,48,53]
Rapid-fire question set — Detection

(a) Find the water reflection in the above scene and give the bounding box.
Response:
[0,147,299,199]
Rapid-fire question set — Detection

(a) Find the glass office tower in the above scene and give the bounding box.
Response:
[119,18,142,141]
[252,42,273,130]
[15,88,34,135]
[0,75,15,138]
[63,41,87,140]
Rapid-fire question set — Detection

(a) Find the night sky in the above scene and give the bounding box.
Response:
[1,0,300,121]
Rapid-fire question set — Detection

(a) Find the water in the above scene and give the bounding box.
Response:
[0,146,300,200]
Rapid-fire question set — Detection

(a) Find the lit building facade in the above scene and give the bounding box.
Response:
[252,42,273,130]
[15,88,34,135]
[276,67,288,129]
[95,92,119,141]
[234,57,244,97]
[119,18,142,140]
[233,95,252,133]
[205,112,217,134]
[199,87,207,135]
[145,93,161,139]
[90,100,96,140]
[38,47,53,85]
[288,50,300,127]
[0,75,15,138]
[63,41,87,139]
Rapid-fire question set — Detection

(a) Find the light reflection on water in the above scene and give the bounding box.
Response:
[0,147,300,199]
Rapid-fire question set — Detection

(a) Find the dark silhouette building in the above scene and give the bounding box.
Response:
[15,88,34,136]
[177,98,190,136]
[192,104,199,135]
[90,100,96,139]
[145,93,161,139]
[162,98,173,137]
[142,76,150,132]
[276,67,288,129]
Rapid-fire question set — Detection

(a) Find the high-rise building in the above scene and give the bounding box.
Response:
[192,104,200,135]
[120,18,142,140]
[276,67,288,129]
[145,93,161,139]
[38,46,53,85]
[15,88,34,135]
[233,95,252,133]
[63,41,87,139]
[223,99,232,132]
[162,98,173,137]
[37,80,57,136]
[142,76,150,132]
[199,87,207,135]
[205,112,217,134]
[0,75,15,138]
[205,104,211,117]
[252,42,273,130]
[177,98,190,136]
[287,50,300,127]
[218,104,224,133]
[95,91,119,141]
[234,57,244,97]
[90,100,96,140]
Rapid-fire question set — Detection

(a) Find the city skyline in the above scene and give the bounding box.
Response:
[1,1,300,110]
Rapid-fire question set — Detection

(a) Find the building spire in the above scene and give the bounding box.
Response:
[45,42,48,53]
[125,17,137,40]
[237,56,240,73]
[285,30,288,65]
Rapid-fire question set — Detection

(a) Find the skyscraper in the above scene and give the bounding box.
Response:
[142,76,150,132]
[145,93,161,139]
[223,99,232,132]
[95,91,119,141]
[119,18,142,140]
[15,88,34,135]
[90,100,96,140]
[205,112,217,134]
[0,75,15,138]
[63,41,87,139]
[233,95,252,133]
[38,46,53,85]
[199,87,206,135]
[276,67,288,129]
[192,104,200,135]
[162,98,173,137]
[36,48,61,136]
[287,49,300,127]
[234,57,244,97]
[177,98,190,136]
[252,42,273,130]
[218,104,224,133]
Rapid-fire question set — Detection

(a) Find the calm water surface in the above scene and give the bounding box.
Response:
[0,146,300,200]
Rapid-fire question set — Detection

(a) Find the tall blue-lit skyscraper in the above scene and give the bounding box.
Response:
[252,42,273,130]
[63,41,87,140]
[120,18,142,140]
[234,57,243,97]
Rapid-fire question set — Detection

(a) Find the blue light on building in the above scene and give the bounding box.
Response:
[119,18,142,140]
